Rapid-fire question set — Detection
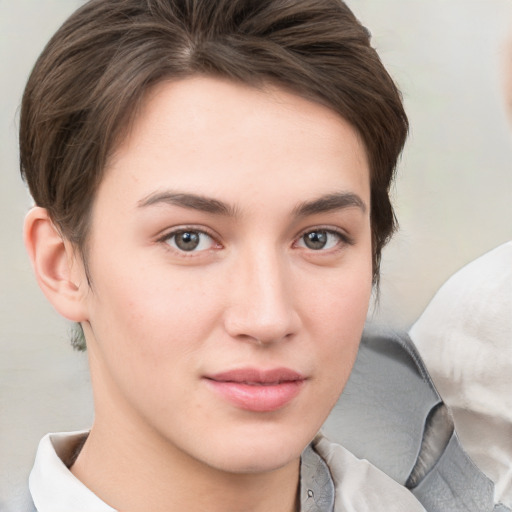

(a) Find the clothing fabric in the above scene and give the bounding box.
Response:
[409,241,512,508]
[323,328,509,512]
[29,431,116,512]
[312,436,426,512]
[28,430,426,512]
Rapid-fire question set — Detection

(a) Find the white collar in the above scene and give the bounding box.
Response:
[29,431,116,512]
[29,431,330,512]
[29,430,424,512]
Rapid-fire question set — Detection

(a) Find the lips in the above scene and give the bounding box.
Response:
[204,368,306,412]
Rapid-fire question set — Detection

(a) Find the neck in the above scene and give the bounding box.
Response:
[71,405,300,512]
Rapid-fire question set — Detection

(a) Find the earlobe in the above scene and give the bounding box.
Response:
[24,207,88,322]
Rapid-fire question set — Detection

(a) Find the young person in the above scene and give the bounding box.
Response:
[19,0,422,510]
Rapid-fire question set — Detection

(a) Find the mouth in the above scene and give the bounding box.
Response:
[204,368,306,412]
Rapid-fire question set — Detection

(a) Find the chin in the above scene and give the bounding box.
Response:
[198,423,315,474]
[211,447,301,475]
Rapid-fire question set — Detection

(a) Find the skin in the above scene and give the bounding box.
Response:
[25,76,373,512]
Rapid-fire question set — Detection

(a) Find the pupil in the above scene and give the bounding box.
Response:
[304,231,327,250]
[176,231,200,251]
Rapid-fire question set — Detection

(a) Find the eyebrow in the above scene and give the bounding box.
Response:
[293,192,367,217]
[138,191,238,216]
[138,190,366,218]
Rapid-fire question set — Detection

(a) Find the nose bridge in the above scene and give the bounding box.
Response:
[224,242,299,344]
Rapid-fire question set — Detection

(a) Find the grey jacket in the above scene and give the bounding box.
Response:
[324,328,510,512]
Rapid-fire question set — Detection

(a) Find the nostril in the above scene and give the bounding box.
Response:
[223,258,301,343]
[224,315,300,346]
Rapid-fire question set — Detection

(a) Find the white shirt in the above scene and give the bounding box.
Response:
[410,241,512,508]
[29,432,116,512]
[29,431,425,512]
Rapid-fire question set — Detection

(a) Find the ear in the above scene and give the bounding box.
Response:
[24,207,89,322]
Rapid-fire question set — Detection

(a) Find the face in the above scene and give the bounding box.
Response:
[80,76,372,474]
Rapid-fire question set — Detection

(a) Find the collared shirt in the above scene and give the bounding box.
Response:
[29,431,425,512]
[29,432,116,512]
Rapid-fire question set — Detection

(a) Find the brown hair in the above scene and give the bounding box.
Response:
[20,0,408,284]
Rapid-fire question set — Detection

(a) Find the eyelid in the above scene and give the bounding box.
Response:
[156,225,222,253]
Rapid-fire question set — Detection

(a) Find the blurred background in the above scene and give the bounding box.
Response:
[1,0,511,509]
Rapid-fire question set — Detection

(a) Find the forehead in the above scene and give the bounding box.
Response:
[102,76,370,211]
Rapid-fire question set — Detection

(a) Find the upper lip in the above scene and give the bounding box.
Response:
[206,367,305,385]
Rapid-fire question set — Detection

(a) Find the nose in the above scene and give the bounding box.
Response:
[223,247,301,345]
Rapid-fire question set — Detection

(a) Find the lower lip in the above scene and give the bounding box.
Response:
[205,379,304,412]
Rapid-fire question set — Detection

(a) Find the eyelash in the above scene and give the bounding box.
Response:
[157,226,353,256]
[294,227,353,252]
[157,227,221,255]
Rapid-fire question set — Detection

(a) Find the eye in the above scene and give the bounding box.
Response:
[164,229,216,252]
[296,229,345,251]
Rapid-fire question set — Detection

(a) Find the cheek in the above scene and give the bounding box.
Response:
[303,255,373,381]
[304,253,373,331]
[88,260,223,365]
[85,269,219,421]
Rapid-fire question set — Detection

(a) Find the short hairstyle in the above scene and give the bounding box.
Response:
[20,0,408,284]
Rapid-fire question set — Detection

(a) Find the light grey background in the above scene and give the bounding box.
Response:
[1,0,512,509]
